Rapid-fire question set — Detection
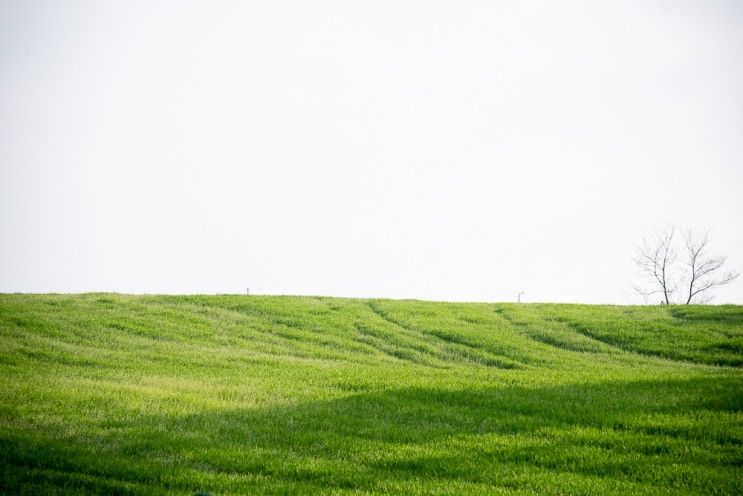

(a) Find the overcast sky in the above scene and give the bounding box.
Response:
[1,0,742,303]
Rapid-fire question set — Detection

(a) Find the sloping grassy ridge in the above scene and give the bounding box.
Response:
[1,294,742,495]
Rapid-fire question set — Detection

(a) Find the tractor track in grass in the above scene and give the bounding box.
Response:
[352,321,442,368]
[556,319,739,368]
[496,306,701,367]
[493,308,619,355]
[365,301,521,369]
[156,301,380,362]
[497,307,735,369]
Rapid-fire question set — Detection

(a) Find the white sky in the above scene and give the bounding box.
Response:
[1,0,742,303]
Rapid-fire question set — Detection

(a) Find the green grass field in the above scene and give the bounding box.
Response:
[1,294,742,495]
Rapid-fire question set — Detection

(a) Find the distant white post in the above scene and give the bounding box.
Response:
[518,292,524,303]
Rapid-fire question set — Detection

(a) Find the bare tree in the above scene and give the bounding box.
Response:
[683,230,739,304]
[633,226,678,304]
[633,225,739,305]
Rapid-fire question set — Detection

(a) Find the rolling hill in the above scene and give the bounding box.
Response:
[1,294,742,494]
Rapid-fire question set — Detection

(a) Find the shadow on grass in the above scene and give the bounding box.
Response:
[2,376,742,494]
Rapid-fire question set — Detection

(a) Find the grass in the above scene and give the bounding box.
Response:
[0,294,742,495]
